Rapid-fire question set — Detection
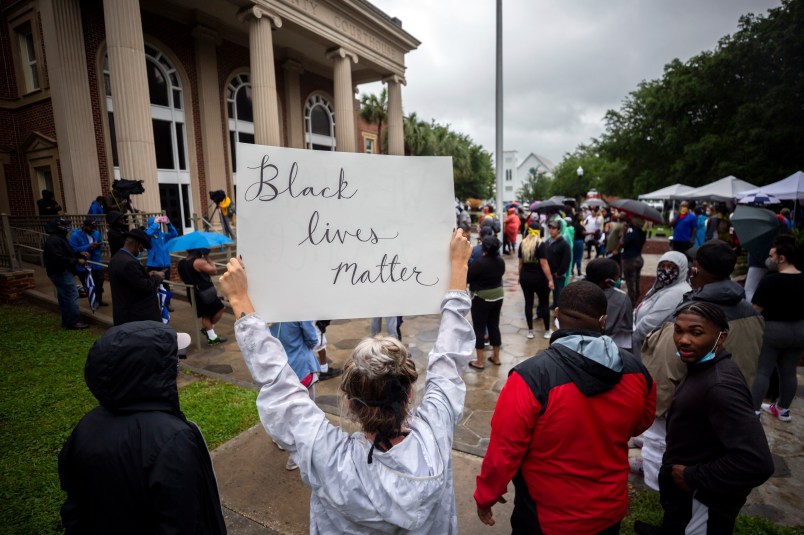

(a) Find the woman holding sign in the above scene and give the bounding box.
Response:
[220,230,474,534]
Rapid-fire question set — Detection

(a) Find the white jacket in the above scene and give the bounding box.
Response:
[234,291,474,534]
[632,251,691,354]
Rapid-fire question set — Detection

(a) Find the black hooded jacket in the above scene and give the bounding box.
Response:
[43,221,81,277]
[58,321,226,534]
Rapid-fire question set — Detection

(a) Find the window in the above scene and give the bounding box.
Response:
[226,73,255,172]
[363,134,377,154]
[104,45,193,234]
[304,94,335,151]
[35,166,53,194]
[505,169,513,181]
[15,22,39,93]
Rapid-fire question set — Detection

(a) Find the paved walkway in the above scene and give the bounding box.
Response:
[20,246,803,532]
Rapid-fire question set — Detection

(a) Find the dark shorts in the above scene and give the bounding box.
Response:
[197,297,224,319]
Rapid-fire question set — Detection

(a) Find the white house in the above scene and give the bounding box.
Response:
[501,150,555,203]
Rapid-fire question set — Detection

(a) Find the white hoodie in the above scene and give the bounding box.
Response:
[234,291,474,534]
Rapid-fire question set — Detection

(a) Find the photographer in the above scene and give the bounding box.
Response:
[145,215,178,311]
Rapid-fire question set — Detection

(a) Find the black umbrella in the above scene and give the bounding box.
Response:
[731,205,782,250]
[530,199,566,213]
[609,199,664,224]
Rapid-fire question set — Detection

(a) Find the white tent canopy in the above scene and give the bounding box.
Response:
[736,171,804,201]
[677,175,757,201]
[638,183,695,200]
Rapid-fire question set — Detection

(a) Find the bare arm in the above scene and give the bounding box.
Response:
[193,256,218,276]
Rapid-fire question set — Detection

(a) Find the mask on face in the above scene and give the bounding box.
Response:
[608,278,622,289]
[656,266,679,287]
[676,331,724,364]
[765,257,778,272]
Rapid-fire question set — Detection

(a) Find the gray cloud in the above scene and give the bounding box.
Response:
[361,0,780,164]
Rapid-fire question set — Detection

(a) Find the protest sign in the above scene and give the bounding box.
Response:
[235,143,455,323]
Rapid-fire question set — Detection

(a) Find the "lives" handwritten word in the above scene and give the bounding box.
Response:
[298,211,398,246]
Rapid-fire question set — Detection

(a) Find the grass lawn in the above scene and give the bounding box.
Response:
[0,301,798,534]
[0,301,258,534]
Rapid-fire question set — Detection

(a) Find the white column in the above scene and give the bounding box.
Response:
[39,0,102,213]
[239,6,282,146]
[102,0,160,212]
[283,59,305,149]
[327,48,358,153]
[192,25,228,194]
[384,74,405,156]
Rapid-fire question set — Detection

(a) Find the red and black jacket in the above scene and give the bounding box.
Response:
[475,330,656,534]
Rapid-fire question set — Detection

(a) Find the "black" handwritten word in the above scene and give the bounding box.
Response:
[244,155,357,202]
[298,211,398,246]
[331,254,438,287]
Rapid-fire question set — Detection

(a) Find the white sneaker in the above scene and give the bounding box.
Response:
[527,330,534,339]
[543,329,554,339]
[272,438,285,451]
[761,402,791,422]
[285,457,299,471]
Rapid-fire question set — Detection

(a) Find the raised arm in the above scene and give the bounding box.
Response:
[416,230,475,431]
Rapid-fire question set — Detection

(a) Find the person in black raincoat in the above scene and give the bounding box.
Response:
[58,320,226,534]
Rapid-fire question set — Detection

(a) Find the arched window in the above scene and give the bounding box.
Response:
[304,94,335,151]
[226,73,255,173]
[104,44,192,234]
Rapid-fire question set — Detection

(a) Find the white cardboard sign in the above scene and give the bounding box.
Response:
[235,143,455,323]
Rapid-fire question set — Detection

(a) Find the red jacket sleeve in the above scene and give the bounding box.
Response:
[474,372,541,509]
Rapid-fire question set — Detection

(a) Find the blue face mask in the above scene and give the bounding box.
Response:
[608,278,622,289]
[676,331,724,364]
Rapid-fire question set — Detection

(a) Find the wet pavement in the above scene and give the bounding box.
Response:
[19,242,804,532]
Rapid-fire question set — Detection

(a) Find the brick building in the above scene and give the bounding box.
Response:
[0,0,418,233]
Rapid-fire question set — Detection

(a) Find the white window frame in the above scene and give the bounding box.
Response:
[226,73,255,176]
[304,94,336,151]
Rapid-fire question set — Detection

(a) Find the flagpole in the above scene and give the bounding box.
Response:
[494,0,504,224]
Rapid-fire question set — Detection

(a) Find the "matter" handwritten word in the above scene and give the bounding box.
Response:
[331,254,438,287]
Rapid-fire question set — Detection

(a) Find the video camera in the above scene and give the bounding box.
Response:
[209,190,227,205]
[113,178,145,197]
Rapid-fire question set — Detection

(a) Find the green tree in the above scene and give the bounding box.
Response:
[402,114,495,200]
[517,168,552,201]
[593,0,804,195]
[358,88,388,154]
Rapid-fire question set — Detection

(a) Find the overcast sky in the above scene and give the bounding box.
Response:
[361,0,781,167]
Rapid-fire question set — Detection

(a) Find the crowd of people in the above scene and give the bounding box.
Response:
[39,193,802,534]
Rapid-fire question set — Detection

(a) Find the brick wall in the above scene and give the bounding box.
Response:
[81,0,110,195]
[0,270,35,302]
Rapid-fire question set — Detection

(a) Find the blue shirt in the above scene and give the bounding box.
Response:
[145,217,179,267]
[673,212,697,243]
[68,229,102,272]
[269,321,320,381]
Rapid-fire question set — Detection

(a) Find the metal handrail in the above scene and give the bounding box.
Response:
[13,243,211,349]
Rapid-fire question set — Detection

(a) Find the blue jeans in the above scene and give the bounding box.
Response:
[573,240,584,275]
[370,317,400,340]
[49,271,80,327]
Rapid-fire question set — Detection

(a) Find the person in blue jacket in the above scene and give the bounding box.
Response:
[146,215,178,311]
[69,218,106,306]
[87,196,107,223]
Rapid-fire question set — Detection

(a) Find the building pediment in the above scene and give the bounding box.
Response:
[21,132,57,154]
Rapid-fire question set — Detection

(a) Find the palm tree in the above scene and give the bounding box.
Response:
[359,88,388,154]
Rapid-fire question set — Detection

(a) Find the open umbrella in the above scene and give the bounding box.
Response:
[530,199,566,213]
[582,198,607,208]
[166,231,233,252]
[608,199,664,224]
[730,205,782,250]
[737,191,781,206]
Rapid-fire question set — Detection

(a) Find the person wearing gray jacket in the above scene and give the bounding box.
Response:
[219,230,475,534]
[632,251,691,358]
